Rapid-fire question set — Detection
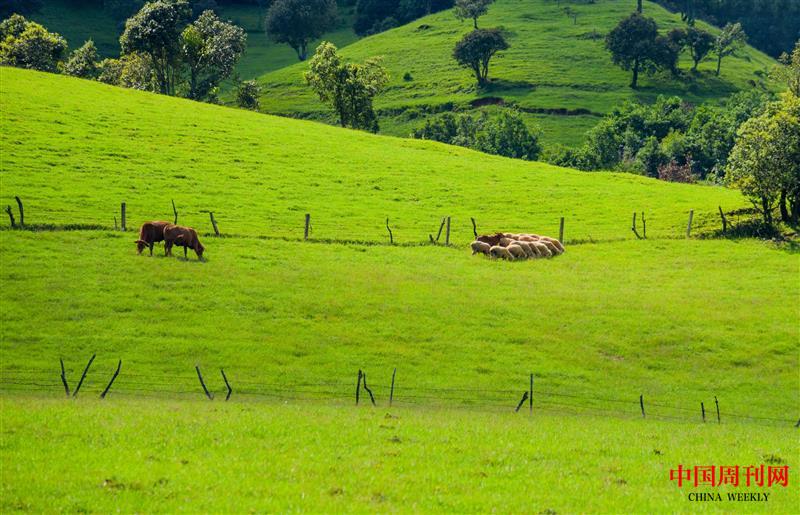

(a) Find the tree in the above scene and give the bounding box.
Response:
[304,42,389,132]
[63,40,100,79]
[0,0,41,18]
[454,0,492,30]
[181,10,245,100]
[605,13,662,88]
[772,40,800,96]
[475,110,541,160]
[684,26,714,72]
[236,79,261,110]
[266,0,336,60]
[0,14,66,72]
[120,0,191,95]
[713,22,745,76]
[98,52,157,91]
[452,28,508,86]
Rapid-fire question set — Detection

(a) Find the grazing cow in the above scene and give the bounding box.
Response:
[163,224,205,260]
[135,221,170,256]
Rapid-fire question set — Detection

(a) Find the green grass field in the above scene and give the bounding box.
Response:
[1,68,798,512]
[251,0,778,144]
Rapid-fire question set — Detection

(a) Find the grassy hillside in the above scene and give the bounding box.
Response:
[1,68,749,242]
[28,0,358,83]
[253,0,778,146]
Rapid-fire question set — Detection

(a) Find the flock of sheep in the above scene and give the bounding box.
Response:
[470,232,565,260]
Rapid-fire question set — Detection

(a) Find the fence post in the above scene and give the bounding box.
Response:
[640,394,645,418]
[686,210,694,238]
[59,358,70,397]
[714,396,720,424]
[5,206,15,228]
[471,217,478,239]
[304,213,310,240]
[445,216,451,245]
[72,354,96,398]
[114,216,117,231]
[641,212,646,239]
[390,367,396,406]
[631,212,641,239]
[355,369,362,405]
[559,217,564,243]
[195,366,213,400]
[529,374,534,414]
[100,360,122,399]
[701,401,706,423]
[435,217,446,243]
[209,212,220,236]
[386,217,393,244]
[14,196,23,226]
[718,206,727,235]
[120,202,126,232]
[362,372,376,406]
[221,368,232,401]
[171,199,178,224]
[515,391,529,412]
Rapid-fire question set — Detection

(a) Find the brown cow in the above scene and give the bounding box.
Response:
[135,221,171,256]
[163,224,205,260]
[476,232,505,247]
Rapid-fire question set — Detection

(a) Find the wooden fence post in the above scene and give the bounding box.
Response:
[114,216,117,230]
[362,372,376,406]
[718,206,727,235]
[59,358,70,397]
[515,391,529,412]
[171,199,178,224]
[209,212,220,236]
[631,212,642,239]
[355,369,362,405]
[471,217,478,239]
[559,217,565,243]
[714,396,720,424]
[640,394,645,418]
[386,217,393,244]
[304,213,310,240]
[701,401,706,423]
[445,216,451,245]
[195,366,213,400]
[686,210,694,238]
[221,368,232,401]
[14,196,23,226]
[529,373,533,414]
[641,212,647,239]
[5,206,15,228]
[120,202,126,232]
[435,217,446,243]
[72,354,96,398]
[390,368,396,406]
[100,360,122,399]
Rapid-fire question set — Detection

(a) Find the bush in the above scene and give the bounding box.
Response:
[236,80,261,110]
[658,158,695,183]
[475,110,541,161]
[63,40,99,79]
[0,14,67,72]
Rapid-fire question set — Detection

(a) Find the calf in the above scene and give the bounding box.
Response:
[135,221,170,256]
[163,224,205,260]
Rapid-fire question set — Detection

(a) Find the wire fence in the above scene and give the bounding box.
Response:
[1,364,796,429]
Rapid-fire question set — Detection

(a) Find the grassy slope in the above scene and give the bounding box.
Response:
[1,68,748,243]
[2,397,797,513]
[28,0,358,83]
[253,0,777,145]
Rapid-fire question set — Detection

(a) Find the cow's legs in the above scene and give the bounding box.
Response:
[165,241,171,256]
[184,246,188,258]
[149,242,154,256]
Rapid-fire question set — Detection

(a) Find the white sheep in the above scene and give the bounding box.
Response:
[540,236,565,254]
[507,244,527,260]
[499,237,515,247]
[538,239,561,256]
[470,241,491,255]
[514,241,537,258]
[533,241,552,258]
[490,245,514,260]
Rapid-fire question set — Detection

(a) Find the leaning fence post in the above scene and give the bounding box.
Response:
[72,354,96,398]
[471,217,478,239]
[355,369,362,405]
[100,360,122,399]
[304,213,310,240]
[14,196,23,226]
[714,396,720,424]
[171,199,178,224]
[114,216,118,230]
[221,368,232,401]
[435,217,446,242]
[5,206,15,228]
[718,206,727,235]
[59,358,70,397]
[515,391,529,412]
[195,366,213,400]
[209,212,220,236]
[631,212,642,239]
[445,216,451,245]
[529,373,533,414]
[558,217,565,243]
[362,372,376,406]
[640,394,645,418]
[701,401,706,423]
[390,367,396,406]
[385,217,393,244]
[686,210,694,238]
[121,202,126,232]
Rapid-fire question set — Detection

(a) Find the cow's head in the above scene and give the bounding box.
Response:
[195,240,205,260]
[135,239,148,254]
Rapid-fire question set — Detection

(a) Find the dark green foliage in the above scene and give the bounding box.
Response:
[684,26,714,71]
[0,14,67,72]
[63,39,100,79]
[452,28,509,85]
[605,13,668,88]
[98,52,157,90]
[454,0,492,29]
[265,0,337,61]
[236,79,261,110]
[0,0,42,18]
[181,10,246,100]
[354,0,452,35]
[120,0,191,94]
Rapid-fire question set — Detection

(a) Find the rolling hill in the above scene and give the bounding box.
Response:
[252,0,779,147]
[1,67,798,511]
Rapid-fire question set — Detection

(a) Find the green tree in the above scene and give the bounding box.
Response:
[120,0,191,95]
[605,13,662,88]
[236,79,261,110]
[475,110,541,160]
[0,14,66,72]
[453,0,492,29]
[265,0,337,61]
[452,28,508,86]
[684,26,714,72]
[98,52,158,91]
[304,42,389,132]
[181,10,246,100]
[772,40,800,96]
[713,22,746,76]
[63,40,100,79]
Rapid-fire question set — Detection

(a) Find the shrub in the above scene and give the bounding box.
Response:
[0,14,67,72]
[63,40,100,79]
[236,79,261,110]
